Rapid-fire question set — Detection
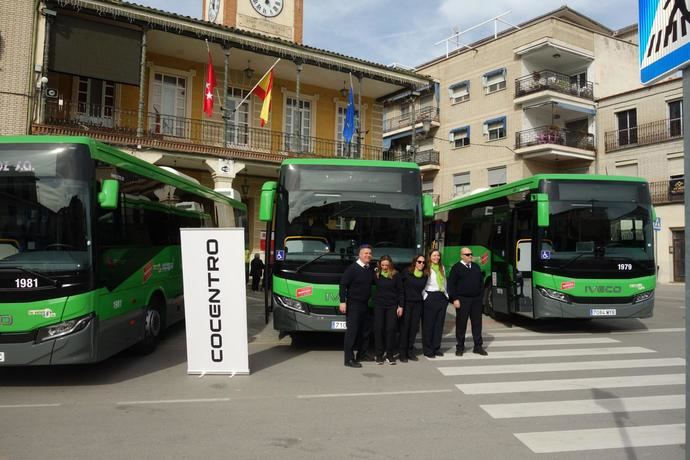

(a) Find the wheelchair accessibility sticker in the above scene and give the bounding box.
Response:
[540,250,551,260]
[275,250,285,261]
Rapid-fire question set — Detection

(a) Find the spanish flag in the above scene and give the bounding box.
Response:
[253,70,273,127]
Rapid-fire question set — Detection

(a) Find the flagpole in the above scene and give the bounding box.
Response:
[231,58,281,113]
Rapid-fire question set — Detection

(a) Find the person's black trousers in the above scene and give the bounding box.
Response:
[455,296,483,351]
[422,292,447,356]
[344,302,368,363]
[399,300,423,358]
[374,305,398,359]
[251,275,261,291]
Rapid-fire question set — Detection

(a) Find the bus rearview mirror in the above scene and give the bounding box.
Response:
[259,181,277,222]
[422,194,434,218]
[98,179,119,209]
[531,193,549,227]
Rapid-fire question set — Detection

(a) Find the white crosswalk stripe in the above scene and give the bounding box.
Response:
[432,346,654,361]
[431,331,686,454]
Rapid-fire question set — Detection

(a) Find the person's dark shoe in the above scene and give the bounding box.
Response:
[473,348,488,356]
[356,354,374,362]
[344,360,362,368]
[424,353,435,359]
[455,349,465,357]
[399,355,408,363]
[385,357,397,365]
[434,351,444,357]
[375,355,384,365]
[408,354,419,361]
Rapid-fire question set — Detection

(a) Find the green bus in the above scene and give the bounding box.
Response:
[0,136,246,365]
[259,159,433,335]
[433,174,655,319]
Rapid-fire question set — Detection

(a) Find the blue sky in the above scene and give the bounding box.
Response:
[135,0,638,67]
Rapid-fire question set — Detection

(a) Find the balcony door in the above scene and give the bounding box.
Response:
[151,73,187,137]
[225,87,250,146]
[669,100,683,137]
[285,97,312,152]
[335,103,361,158]
[72,77,115,127]
[616,109,637,146]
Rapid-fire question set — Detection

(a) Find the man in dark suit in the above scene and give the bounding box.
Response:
[250,254,265,292]
[448,247,488,356]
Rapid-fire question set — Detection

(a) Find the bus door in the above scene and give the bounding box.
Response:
[488,205,510,314]
[512,206,534,316]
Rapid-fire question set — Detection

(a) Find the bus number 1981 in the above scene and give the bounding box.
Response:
[15,278,39,288]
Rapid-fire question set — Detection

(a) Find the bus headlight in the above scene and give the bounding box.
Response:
[36,314,93,342]
[537,287,571,303]
[274,295,308,314]
[633,291,654,304]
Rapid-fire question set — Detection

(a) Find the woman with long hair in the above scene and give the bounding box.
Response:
[398,254,428,362]
[422,249,448,358]
[373,255,403,365]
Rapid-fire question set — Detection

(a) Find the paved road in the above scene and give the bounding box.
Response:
[0,284,685,459]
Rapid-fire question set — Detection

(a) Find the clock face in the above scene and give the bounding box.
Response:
[250,0,283,18]
[207,0,220,22]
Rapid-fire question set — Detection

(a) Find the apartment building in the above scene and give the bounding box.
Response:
[598,77,684,283]
[383,7,641,203]
[0,0,431,255]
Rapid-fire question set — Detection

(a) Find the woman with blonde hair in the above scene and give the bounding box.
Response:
[373,255,403,365]
[422,249,448,358]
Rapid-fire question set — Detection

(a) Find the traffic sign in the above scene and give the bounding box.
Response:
[639,0,690,84]
[653,216,662,231]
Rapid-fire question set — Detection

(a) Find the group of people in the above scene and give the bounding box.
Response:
[339,244,488,368]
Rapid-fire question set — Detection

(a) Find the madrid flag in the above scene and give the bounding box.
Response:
[203,51,216,117]
[252,70,273,127]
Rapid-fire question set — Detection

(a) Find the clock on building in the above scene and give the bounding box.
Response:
[250,0,284,18]
[207,0,220,22]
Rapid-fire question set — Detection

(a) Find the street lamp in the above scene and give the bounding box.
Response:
[243,61,254,81]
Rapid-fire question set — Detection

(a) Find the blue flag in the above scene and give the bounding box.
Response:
[343,84,355,144]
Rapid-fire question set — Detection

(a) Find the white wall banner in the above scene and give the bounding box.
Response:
[181,228,249,375]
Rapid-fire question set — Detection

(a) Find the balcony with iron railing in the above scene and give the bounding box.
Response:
[604,118,683,152]
[515,126,595,151]
[514,70,594,101]
[36,101,385,161]
[383,106,440,133]
[383,149,440,167]
[649,178,684,205]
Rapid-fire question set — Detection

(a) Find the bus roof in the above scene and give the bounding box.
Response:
[281,158,420,170]
[435,174,648,213]
[0,135,246,212]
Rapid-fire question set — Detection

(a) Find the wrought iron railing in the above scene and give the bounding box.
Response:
[514,70,594,100]
[383,106,439,133]
[604,118,683,152]
[649,179,684,205]
[383,149,440,167]
[42,101,384,159]
[515,126,595,151]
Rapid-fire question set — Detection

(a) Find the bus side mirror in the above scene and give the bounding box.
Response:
[531,193,549,227]
[98,179,119,209]
[422,194,434,219]
[259,181,277,222]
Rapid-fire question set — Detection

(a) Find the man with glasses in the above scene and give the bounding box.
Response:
[448,247,488,356]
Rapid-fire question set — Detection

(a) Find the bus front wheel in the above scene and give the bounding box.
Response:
[134,299,163,354]
[482,284,495,318]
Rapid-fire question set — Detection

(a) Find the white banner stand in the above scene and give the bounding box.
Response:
[181,228,249,375]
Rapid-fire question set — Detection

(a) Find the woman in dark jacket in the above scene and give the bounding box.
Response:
[422,249,448,358]
[373,255,403,365]
[398,254,428,362]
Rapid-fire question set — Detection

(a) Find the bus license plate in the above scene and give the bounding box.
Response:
[331,321,347,330]
[590,309,616,316]
[0,352,4,363]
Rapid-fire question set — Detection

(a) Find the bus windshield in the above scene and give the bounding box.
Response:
[276,165,421,269]
[538,180,654,277]
[0,144,92,272]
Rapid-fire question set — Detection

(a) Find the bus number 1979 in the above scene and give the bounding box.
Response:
[617,264,632,271]
[15,278,39,288]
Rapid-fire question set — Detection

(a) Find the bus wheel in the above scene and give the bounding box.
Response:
[134,301,163,354]
[482,284,494,318]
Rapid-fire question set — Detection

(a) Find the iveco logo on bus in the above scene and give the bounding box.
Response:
[585,286,622,294]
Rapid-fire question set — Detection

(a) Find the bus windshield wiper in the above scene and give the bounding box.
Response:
[558,252,590,270]
[295,252,334,273]
[0,265,60,287]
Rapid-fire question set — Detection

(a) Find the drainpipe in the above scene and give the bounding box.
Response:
[357,73,363,158]
[294,58,303,153]
[136,27,147,138]
[39,10,53,124]
[223,46,230,148]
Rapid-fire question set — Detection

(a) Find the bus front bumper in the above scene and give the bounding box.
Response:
[273,304,348,333]
[533,289,654,319]
[0,317,98,366]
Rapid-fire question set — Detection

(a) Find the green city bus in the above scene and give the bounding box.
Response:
[0,136,246,365]
[433,174,656,319]
[259,159,433,336]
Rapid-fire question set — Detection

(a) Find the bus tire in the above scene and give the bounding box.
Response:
[134,297,164,354]
[482,284,494,318]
